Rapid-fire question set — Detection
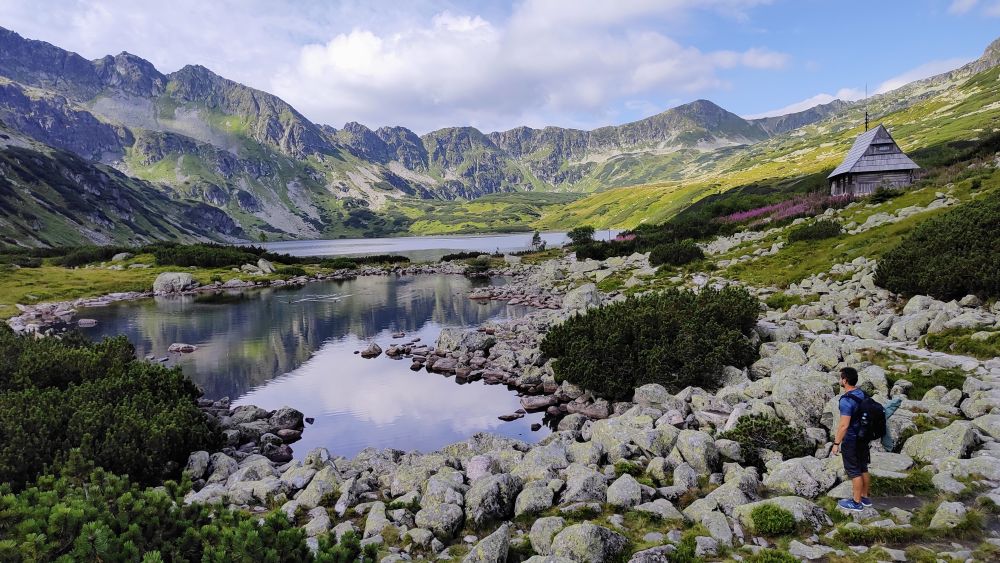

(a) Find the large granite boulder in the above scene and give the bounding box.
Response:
[674,430,719,474]
[550,523,628,563]
[465,473,521,528]
[153,272,197,293]
[415,502,464,540]
[463,523,510,563]
[901,421,978,463]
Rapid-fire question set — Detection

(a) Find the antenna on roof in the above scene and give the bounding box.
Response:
[864,83,869,131]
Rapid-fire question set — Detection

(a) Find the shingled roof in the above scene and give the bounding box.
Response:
[828,124,921,178]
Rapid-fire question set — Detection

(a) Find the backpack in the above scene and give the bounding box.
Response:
[844,392,887,442]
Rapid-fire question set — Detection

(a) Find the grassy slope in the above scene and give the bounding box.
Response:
[721,168,998,288]
[535,67,1000,230]
[0,253,311,318]
[392,192,582,235]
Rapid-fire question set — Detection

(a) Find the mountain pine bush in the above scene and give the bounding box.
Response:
[787,219,842,242]
[0,456,377,562]
[718,414,813,469]
[540,287,759,398]
[649,240,704,267]
[0,327,219,489]
[875,190,1000,299]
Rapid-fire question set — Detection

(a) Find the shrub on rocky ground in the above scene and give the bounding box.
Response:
[745,548,800,563]
[649,240,704,267]
[875,190,1000,300]
[0,457,376,562]
[0,327,219,489]
[275,266,307,277]
[717,414,813,469]
[749,504,798,536]
[922,328,1000,360]
[886,368,966,399]
[787,220,842,243]
[541,286,759,399]
[763,292,818,310]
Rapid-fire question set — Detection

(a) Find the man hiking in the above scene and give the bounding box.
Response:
[832,366,882,511]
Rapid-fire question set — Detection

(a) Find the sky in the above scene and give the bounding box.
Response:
[2,0,999,133]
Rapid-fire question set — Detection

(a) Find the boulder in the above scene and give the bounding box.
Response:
[762,457,838,498]
[257,259,275,274]
[184,451,210,480]
[360,342,382,359]
[467,455,501,482]
[515,485,555,517]
[463,523,510,563]
[295,465,342,509]
[269,406,304,430]
[901,421,978,463]
[550,523,628,563]
[465,473,521,528]
[563,283,600,312]
[674,430,719,474]
[634,499,685,521]
[530,516,566,556]
[153,272,197,293]
[606,474,642,509]
[929,501,967,529]
[561,464,607,504]
[415,503,464,540]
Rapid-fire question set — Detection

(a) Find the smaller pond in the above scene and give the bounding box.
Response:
[261,230,621,261]
[78,275,550,457]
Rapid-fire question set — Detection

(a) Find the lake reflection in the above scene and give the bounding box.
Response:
[79,275,548,456]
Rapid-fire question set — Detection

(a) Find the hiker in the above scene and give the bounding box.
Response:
[832,366,887,511]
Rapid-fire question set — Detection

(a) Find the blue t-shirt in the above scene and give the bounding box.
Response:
[838,388,867,441]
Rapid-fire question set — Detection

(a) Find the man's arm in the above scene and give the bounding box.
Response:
[832,414,851,454]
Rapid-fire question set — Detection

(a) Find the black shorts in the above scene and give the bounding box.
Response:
[842,438,870,478]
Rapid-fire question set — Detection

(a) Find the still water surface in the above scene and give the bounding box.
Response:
[80,275,549,457]
[263,230,620,261]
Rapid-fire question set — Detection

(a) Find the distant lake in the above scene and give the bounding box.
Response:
[79,275,549,457]
[262,230,621,262]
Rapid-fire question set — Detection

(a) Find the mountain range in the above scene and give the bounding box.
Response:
[1,26,999,245]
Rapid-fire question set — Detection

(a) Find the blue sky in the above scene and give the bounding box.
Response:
[3,0,999,132]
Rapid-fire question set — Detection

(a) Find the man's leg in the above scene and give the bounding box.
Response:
[852,475,864,503]
[861,472,871,500]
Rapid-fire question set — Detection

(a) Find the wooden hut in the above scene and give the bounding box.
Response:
[828,124,920,196]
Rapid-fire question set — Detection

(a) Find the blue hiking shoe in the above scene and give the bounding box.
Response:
[838,498,864,512]
[861,497,873,507]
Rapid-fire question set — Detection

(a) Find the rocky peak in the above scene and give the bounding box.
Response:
[93,52,166,97]
[375,125,428,170]
[970,36,1000,73]
[0,26,103,99]
[337,121,390,162]
[165,65,333,158]
[750,99,849,136]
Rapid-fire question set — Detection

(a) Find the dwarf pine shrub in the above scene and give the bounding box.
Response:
[0,457,377,562]
[875,190,1000,300]
[787,219,842,242]
[540,286,759,399]
[0,327,219,489]
[649,240,704,267]
[718,414,813,469]
[750,504,798,536]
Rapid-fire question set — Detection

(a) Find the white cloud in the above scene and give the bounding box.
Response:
[272,1,787,132]
[985,1,1000,16]
[948,0,979,15]
[872,58,969,93]
[743,88,863,119]
[3,0,786,133]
